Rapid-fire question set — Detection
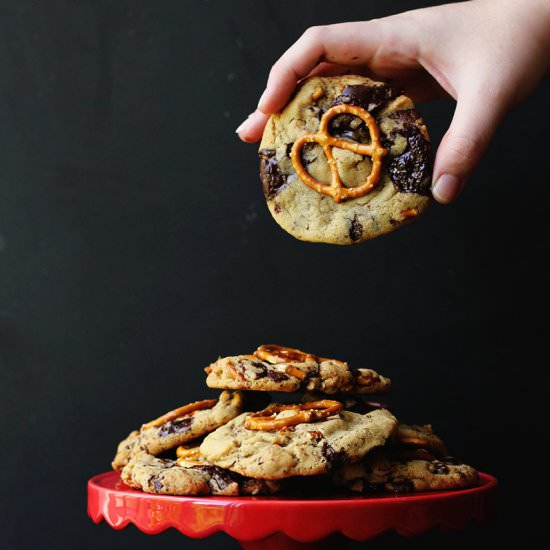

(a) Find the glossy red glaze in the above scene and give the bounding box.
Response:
[88,471,497,549]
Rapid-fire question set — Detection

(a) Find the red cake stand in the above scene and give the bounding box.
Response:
[88,471,497,549]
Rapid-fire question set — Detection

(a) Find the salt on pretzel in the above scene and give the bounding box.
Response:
[244,400,343,431]
[290,104,388,203]
[141,399,217,430]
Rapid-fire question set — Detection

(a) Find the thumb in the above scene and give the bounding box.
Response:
[432,88,505,204]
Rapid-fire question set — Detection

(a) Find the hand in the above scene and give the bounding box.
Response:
[236,0,550,204]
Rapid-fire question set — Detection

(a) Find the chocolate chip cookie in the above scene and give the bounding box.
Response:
[205,344,391,395]
[333,450,478,493]
[112,391,243,470]
[259,75,432,244]
[200,407,397,479]
[121,452,280,496]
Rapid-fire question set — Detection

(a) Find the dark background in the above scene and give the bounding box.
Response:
[1,0,548,548]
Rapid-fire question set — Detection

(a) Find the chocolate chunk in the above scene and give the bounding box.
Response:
[196,465,241,492]
[329,114,372,144]
[349,216,363,241]
[299,363,320,391]
[259,149,287,199]
[388,130,432,195]
[428,461,450,475]
[242,359,269,379]
[381,109,432,195]
[331,84,400,113]
[158,417,192,437]
[152,475,163,493]
[385,109,422,128]
[322,441,346,469]
[267,369,289,382]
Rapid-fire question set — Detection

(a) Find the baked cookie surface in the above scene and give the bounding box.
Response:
[121,452,279,496]
[205,345,391,395]
[259,75,432,244]
[200,407,397,479]
[333,451,478,493]
[112,391,243,470]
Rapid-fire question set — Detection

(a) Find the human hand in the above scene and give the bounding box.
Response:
[236,0,550,204]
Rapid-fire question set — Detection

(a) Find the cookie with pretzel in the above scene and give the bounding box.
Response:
[259,75,432,244]
[332,449,478,493]
[200,405,397,479]
[205,344,391,395]
[111,391,243,470]
[395,423,448,457]
[121,452,280,496]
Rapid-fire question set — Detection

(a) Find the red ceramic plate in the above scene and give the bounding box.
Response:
[88,471,497,550]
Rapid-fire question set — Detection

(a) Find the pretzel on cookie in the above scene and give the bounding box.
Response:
[290,104,388,203]
[255,344,317,364]
[254,344,347,369]
[141,399,217,430]
[244,400,343,431]
[175,445,205,465]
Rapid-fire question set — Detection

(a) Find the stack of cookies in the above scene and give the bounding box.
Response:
[112,345,478,497]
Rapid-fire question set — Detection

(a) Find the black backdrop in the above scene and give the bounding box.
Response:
[1,1,548,548]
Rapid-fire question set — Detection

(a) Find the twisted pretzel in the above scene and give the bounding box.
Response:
[244,400,343,431]
[254,344,347,370]
[290,104,388,203]
[142,399,217,430]
[254,344,317,364]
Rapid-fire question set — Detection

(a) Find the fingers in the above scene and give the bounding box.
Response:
[258,21,396,115]
[432,87,506,203]
[236,110,269,143]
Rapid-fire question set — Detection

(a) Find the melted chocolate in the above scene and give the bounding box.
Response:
[327,84,399,145]
[388,130,432,195]
[195,465,241,491]
[382,109,432,195]
[259,149,287,199]
[329,115,372,144]
[158,417,193,437]
[349,216,363,242]
[248,359,289,382]
[331,84,400,112]
[267,369,289,382]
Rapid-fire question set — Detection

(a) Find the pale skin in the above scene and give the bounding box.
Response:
[236,0,550,204]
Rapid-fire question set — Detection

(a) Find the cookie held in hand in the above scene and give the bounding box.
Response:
[259,75,432,244]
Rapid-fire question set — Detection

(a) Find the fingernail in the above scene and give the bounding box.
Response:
[257,89,268,111]
[432,174,462,204]
[235,113,254,134]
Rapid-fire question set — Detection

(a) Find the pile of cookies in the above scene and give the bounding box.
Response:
[112,345,478,497]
